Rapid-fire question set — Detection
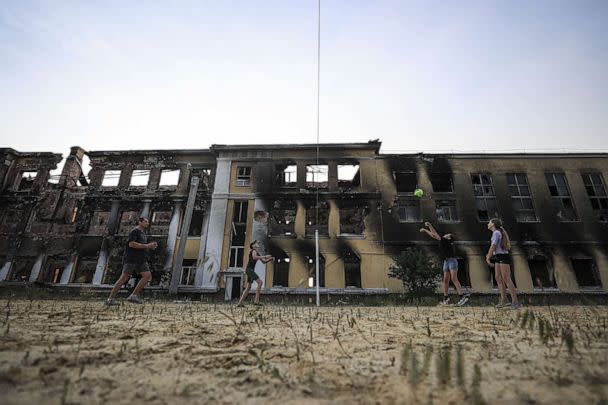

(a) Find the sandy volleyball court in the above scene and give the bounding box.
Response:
[0,299,607,404]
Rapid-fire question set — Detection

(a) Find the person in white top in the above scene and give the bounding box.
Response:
[485,218,520,309]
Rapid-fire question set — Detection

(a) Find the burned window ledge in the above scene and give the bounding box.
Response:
[269,233,298,239]
[337,233,365,240]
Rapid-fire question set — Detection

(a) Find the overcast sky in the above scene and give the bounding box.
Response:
[2,0,607,156]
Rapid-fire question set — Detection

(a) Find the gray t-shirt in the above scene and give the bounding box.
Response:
[491,230,507,254]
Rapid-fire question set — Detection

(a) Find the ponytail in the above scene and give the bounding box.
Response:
[490,218,511,251]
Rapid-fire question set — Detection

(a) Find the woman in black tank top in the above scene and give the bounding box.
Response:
[237,240,274,307]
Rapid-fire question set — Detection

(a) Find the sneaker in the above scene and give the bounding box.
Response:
[105,298,119,306]
[456,294,470,306]
[495,302,510,309]
[236,303,244,308]
[509,302,522,310]
[126,294,144,304]
[440,297,450,305]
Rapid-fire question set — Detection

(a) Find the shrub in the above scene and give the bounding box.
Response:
[389,248,440,301]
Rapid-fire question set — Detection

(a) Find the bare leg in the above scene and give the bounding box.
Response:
[109,273,131,299]
[450,269,464,295]
[495,266,506,305]
[132,271,151,296]
[442,272,450,296]
[254,279,263,303]
[500,265,519,304]
[237,283,251,307]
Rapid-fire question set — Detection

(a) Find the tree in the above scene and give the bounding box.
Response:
[389,248,440,301]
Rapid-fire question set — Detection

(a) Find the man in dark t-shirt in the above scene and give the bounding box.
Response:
[420,222,469,306]
[106,217,157,305]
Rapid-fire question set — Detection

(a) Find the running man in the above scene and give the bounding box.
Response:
[420,222,470,306]
[486,218,520,309]
[237,240,274,307]
[105,217,157,305]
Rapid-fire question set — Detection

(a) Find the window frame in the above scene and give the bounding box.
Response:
[236,166,252,187]
[506,173,538,223]
[471,173,499,221]
[545,173,578,222]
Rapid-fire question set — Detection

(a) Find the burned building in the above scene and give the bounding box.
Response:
[1,142,607,297]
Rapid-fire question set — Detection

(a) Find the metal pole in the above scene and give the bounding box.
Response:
[315,229,320,307]
[169,176,199,295]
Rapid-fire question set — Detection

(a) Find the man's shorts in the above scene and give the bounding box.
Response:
[491,253,512,265]
[122,262,150,274]
[245,267,260,284]
[443,258,459,272]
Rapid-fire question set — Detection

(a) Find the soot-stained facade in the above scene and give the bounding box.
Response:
[1,142,607,296]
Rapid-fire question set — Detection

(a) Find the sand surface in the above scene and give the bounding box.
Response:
[0,299,607,404]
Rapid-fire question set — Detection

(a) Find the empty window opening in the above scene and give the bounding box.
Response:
[73,260,96,284]
[102,170,121,187]
[270,200,297,236]
[228,201,248,268]
[471,173,498,221]
[546,173,577,221]
[571,258,601,288]
[119,211,140,234]
[199,168,213,189]
[44,261,65,284]
[159,169,180,187]
[233,201,249,223]
[18,171,38,190]
[180,259,197,286]
[507,173,537,222]
[88,211,111,235]
[236,166,252,187]
[273,254,290,287]
[338,164,360,190]
[582,173,608,222]
[276,164,297,187]
[430,172,453,193]
[528,258,556,289]
[188,209,205,237]
[394,172,417,193]
[1,210,22,233]
[306,200,329,236]
[306,255,325,288]
[339,200,367,234]
[343,251,361,288]
[130,170,150,187]
[306,165,328,188]
[397,199,422,223]
[9,260,34,282]
[456,258,470,288]
[150,210,172,235]
[436,200,458,222]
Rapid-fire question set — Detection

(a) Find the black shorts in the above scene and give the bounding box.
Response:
[245,267,260,284]
[122,262,150,274]
[491,254,511,265]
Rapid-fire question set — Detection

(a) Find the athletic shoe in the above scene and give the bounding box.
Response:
[456,294,470,306]
[440,297,450,305]
[126,294,144,304]
[105,298,119,306]
[509,302,522,310]
[495,303,508,309]
[236,303,244,308]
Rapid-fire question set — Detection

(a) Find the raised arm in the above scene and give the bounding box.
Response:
[420,222,441,240]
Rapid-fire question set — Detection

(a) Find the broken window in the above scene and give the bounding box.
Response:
[130,170,150,187]
[101,170,121,187]
[273,255,290,287]
[507,173,537,222]
[306,165,328,188]
[0,210,21,233]
[276,164,297,188]
[430,172,453,193]
[456,258,470,287]
[397,199,421,223]
[228,201,248,268]
[159,169,180,187]
[188,209,205,237]
[339,200,367,234]
[270,200,297,236]
[338,164,360,191]
[436,200,458,222]
[180,259,197,286]
[150,211,172,235]
[43,259,66,283]
[394,172,417,193]
[119,211,140,234]
[9,259,34,282]
[571,258,601,288]
[471,173,498,221]
[343,251,361,288]
[236,166,252,187]
[528,258,556,289]
[72,260,97,283]
[581,173,608,222]
[17,171,38,191]
[306,200,329,236]
[88,211,111,235]
[306,255,325,288]
[545,173,577,221]
[200,169,213,190]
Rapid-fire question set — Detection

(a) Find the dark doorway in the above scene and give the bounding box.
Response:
[230,276,242,300]
[343,251,361,288]
[273,255,290,287]
[571,258,601,288]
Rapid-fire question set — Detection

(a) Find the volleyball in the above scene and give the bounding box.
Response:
[414,188,424,198]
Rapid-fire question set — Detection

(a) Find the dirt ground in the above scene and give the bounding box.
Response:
[0,299,607,404]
